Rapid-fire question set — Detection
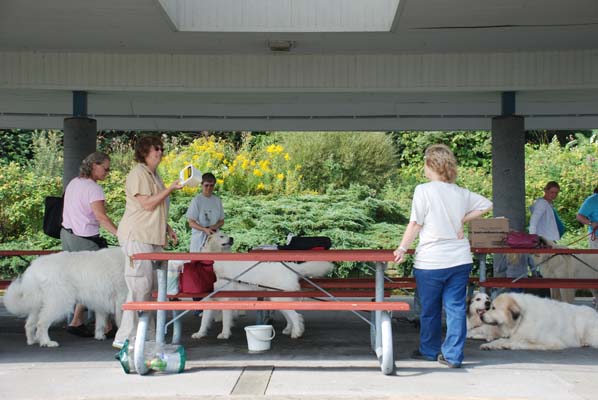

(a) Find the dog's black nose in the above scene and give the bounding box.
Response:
[229,237,234,245]
[485,301,491,309]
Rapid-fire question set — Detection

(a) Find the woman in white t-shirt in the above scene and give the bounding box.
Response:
[394,144,492,368]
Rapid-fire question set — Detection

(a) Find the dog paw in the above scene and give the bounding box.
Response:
[95,334,106,341]
[40,341,59,348]
[480,344,492,351]
[191,331,207,339]
[290,331,303,339]
[217,331,231,340]
[282,326,291,335]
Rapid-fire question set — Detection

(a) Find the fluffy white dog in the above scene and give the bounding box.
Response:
[4,247,127,347]
[533,239,598,306]
[191,232,334,340]
[480,292,598,350]
[466,291,501,341]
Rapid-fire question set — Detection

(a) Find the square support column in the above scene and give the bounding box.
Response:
[63,117,97,189]
[491,116,526,231]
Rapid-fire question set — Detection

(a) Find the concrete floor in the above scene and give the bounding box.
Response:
[1,296,597,400]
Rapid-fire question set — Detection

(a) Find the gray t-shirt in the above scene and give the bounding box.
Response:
[186,194,224,251]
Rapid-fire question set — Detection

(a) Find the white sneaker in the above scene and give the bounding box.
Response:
[112,340,125,350]
[112,340,133,350]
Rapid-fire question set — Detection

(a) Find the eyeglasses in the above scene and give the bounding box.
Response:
[97,164,110,173]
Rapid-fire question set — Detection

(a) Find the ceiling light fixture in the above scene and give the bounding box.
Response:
[267,40,295,52]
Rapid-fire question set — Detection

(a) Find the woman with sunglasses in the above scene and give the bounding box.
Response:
[112,136,182,349]
[186,172,225,252]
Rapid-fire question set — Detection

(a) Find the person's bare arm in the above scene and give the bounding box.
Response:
[209,218,224,231]
[394,221,422,263]
[462,207,493,224]
[90,200,118,235]
[135,180,183,211]
[188,218,213,234]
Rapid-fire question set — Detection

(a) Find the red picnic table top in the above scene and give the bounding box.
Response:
[131,247,598,263]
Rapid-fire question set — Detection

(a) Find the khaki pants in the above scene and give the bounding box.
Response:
[114,240,162,344]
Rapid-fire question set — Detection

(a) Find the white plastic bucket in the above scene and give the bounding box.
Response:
[179,165,202,187]
[244,325,275,352]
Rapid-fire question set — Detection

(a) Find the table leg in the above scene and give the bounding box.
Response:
[379,312,395,375]
[478,254,487,294]
[172,310,182,345]
[374,262,395,374]
[155,263,167,345]
[373,262,384,352]
[133,311,150,375]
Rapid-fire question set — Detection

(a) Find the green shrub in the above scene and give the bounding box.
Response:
[0,129,34,165]
[275,132,397,192]
[29,130,64,179]
[0,163,62,242]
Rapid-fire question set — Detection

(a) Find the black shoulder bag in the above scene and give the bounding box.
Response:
[42,196,64,239]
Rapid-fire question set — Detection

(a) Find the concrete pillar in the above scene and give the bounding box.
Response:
[63,117,97,189]
[491,115,526,231]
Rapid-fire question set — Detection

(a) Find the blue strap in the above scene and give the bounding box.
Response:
[553,207,566,238]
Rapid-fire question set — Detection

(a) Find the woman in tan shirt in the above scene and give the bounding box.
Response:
[112,136,182,349]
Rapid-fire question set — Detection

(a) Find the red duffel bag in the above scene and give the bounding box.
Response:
[505,231,540,248]
[179,260,216,293]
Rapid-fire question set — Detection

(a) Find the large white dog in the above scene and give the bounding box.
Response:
[532,239,598,305]
[4,247,127,347]
[466,291,500,341]
[480,292,598,350]
[191,232,334,340]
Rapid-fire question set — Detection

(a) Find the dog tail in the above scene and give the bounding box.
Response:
[292,261,334,278]
[3,276,30,317]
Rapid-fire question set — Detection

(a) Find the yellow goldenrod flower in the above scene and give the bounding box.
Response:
[258,160,271,171]
[253,169,263,177]
[257,182,265,190]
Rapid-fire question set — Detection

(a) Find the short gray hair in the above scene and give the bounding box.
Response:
[79,151,110,178]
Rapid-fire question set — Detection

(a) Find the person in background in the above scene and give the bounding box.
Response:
[576,187,598,248]
[492,253,538,297]
[529,181,564,242]
[186,172,225,252]
[394,144,492,368]
[112,136,183,349]
[61,151,118,338]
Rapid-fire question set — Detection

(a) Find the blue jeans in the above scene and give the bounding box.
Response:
[414,263,472,366]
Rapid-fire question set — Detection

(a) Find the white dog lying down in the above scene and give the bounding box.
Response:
[4,247,127,347]
[480,292,598,350]
[533,239,598,306]
[466,291,500,341]
[191,232,334,340]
